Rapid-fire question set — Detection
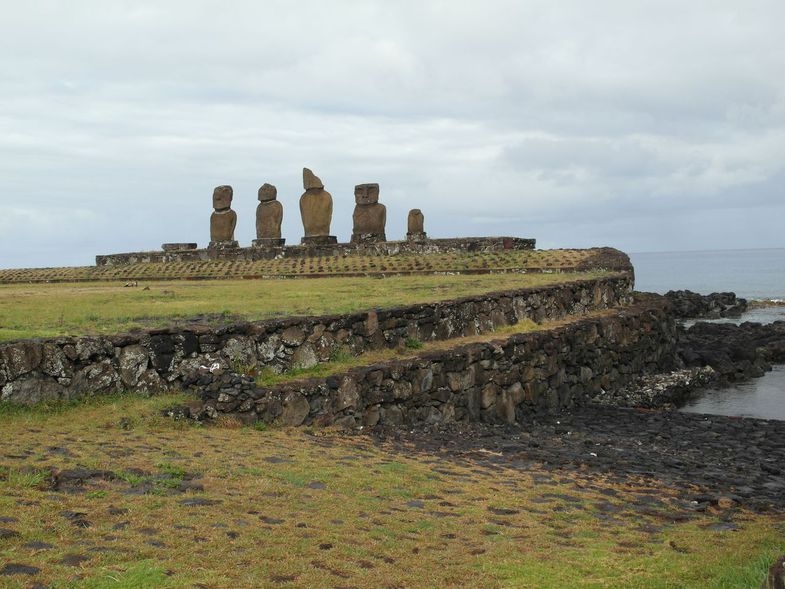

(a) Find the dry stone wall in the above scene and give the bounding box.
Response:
[95,237,536,266]
[183,296,679,427]
[0,276,631,405]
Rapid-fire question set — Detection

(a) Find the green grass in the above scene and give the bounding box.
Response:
[0,394,781,588]
[0,271,610,341]
[0,466,49,489]
[78,561,174,589]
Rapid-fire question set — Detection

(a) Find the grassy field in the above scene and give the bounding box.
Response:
[1,256,780,587]
[0,394,782,588]
[0,271,609,341]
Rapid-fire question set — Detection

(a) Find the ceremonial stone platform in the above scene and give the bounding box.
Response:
[95,236,536,267]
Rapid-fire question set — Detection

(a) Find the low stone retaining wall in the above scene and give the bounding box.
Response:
[96,237,536,266]
[0,276,632,405]
[182,296,679,427]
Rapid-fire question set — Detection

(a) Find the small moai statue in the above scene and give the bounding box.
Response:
[351,183,387,243]
[406,209,427,241]
[253,183,285,247]
[299,167,337,245]
[209,185,238,248]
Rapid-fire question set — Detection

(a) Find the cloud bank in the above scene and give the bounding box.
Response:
[2,0,784,268]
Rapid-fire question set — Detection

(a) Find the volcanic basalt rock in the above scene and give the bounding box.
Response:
[677,320,785,384]
[665,290,747,319]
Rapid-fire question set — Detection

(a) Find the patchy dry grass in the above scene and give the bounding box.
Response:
[0,271,610,342]
[0,394,782,588]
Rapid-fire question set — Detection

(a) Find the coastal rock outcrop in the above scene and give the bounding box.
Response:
[665,290,747,319]
[677,320,785,384]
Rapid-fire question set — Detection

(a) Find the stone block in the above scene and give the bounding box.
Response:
[149,335,175,371]
[1,377,64,405]
[72,360,119,395]
[75,338,111,362]
[0,342,43,380]
[336,376,359,411]
[280,392,310,426]
[380,405,404,425]
[300,235,337,245]
[223,337,258,368]
[252,238,285,247]
[162,243,197,252]
[330,415,356,430]
[480,383,498,409]
[281,327,306,347]
[363,405,381,427]
[119,345,149,388]
[292,344,318,370]
[135,369,166,395]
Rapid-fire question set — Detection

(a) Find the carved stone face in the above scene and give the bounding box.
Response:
[354,183,380,205]
[213,185,233,210]
[258,183,277,202]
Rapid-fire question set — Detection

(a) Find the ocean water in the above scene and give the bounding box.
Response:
[681,366,785,419]
[629,248,785,420]
[630,248,785,300]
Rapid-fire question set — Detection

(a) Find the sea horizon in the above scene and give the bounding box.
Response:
[630,247,785,301]
[629,245,785,255]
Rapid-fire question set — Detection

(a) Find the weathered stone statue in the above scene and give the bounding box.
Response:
[351,183,386,243]
[299,168,336,245]
[209,185,238,248]
[407,208,427,241]
[253,183,285,247]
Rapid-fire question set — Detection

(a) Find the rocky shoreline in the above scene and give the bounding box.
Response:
[366,290,785,514]
[366,405,785,512]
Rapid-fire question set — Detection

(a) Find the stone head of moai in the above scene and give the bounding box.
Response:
[354,183,380,205]
[258,183,277,202]
[212,185,233,211]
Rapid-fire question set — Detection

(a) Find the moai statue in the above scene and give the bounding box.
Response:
[351,183,386,243]
[253,183,285,247]
[209,185,238,247]
[406,209,427,241]
[299,167,337,245]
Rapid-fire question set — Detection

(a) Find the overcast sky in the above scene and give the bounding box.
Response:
[2,1,784,269]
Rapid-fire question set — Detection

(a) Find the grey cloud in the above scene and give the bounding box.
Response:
[1,1,785,268]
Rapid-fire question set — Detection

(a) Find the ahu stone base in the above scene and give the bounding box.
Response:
[96,236,536,266]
